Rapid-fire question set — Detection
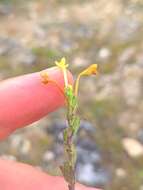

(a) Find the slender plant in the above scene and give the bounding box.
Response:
[40,58,98,190]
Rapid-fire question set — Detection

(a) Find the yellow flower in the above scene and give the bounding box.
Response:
[40,71,66,98]
[41,59,98,99]
[55,57,68,70]
[40,71,49,84]
[74,64,98,96]
[55,57,69,87]
[80,64,98,76]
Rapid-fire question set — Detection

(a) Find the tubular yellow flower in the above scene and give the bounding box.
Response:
[80,64,98,76]
[40,71,49,84]
[74,64,98,96]
[55,57,69,87]
[40,71,65,97]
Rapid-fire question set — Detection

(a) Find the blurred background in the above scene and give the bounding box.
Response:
[0,0,143,189]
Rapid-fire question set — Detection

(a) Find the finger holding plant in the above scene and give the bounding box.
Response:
[40,58,98,190]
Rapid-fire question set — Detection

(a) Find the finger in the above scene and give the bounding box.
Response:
[0,67,73,140]
[0,159,100,190]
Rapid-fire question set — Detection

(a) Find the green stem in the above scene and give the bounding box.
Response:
[60,86,80,190]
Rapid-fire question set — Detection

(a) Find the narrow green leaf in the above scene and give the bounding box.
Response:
[71,96,78,109]
[71,116,80,135]
[63,129,68,142]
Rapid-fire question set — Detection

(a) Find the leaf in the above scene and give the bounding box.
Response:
[71,96,78,109]
[63,129,68,142]
[71,116,80,135]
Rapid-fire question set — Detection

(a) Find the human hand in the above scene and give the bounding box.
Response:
[0,67,100,190]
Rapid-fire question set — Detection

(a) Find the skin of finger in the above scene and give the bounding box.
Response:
[0,159,100,190]
[0,67,73,140]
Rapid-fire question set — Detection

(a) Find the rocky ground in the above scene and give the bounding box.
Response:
[0,0,143,189]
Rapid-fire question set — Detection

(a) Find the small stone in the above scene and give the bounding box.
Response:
[20,140,31,155]
[76,163,109,186]
[43,151,55,162]
[122,138,143,157]
[98,48,111,59]
[10,135,31,155]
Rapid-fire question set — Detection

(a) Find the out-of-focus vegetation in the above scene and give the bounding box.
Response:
[0,0,143,190]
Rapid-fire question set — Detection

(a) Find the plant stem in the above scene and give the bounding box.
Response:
[60,86,80,190]
[66,95,76,190]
